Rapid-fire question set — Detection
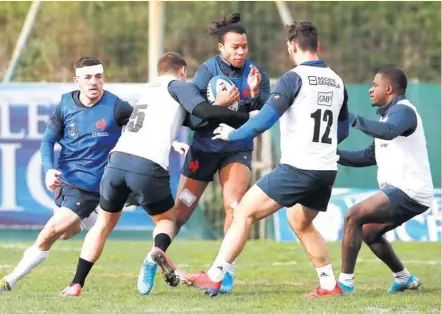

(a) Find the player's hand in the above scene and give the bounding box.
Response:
[45,169,62,191]
[212,123,235,141]
[247,65,262,96]
[172,141,190,156]
[249,110,260,119]
[214,84,240,107]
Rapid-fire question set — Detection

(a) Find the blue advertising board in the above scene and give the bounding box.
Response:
[0,83,187,230]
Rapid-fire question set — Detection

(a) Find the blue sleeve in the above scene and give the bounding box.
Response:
[192,64,213,99]
[247,66,271,110]
[337,141,377,167]
[265,71,302,115]
[114,99,133,126]
[350,104,417,140]
[168,80,206,113]
[41,104,63,173]
[337,87,349,143]
[228,104,280,141]
[228,71,301,141]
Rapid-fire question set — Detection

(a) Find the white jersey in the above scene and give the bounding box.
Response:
[375,99,434,207]
[280,65,345,170]
[111,75,186,170]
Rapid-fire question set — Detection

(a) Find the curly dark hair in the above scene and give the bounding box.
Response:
[208,12,247,44]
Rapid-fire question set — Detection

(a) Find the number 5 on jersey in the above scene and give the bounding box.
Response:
[125,104,147,132]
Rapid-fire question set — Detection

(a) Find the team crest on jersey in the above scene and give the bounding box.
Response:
[93,118,109,137]
[95,119,106,130]
[68,123,78,139]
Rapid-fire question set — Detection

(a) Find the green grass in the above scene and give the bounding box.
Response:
[0,240,440,313]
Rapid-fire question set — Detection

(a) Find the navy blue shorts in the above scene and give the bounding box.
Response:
[100,152,175,216]
[256,164,337,211]
[181,147,252,182]
[54,182,99,219]
[382,186,430,224]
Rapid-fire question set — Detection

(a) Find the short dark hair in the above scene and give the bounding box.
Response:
[157,52,187,75]
[377,68,408,95]
[286,20,318,52]
[208,12,247,44]
[74,56,102,69]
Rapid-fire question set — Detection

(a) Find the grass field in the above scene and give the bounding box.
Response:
[0,240,440,314]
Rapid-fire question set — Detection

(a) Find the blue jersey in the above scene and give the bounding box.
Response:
[190,55,270,152]
[41,90,133,192]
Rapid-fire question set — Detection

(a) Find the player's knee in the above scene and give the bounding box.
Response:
[60,229,80,240]
[60,233,74,240]
[42,223,65,242]
[291,219,314,235]
[232,207,255,225]
[344,205,364,226]
[362,226,384,245]
[362,232,377,245]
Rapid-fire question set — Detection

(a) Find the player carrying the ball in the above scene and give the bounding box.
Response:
[137,12,270,296]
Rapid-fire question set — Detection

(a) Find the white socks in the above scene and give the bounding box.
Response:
[337,268,411,288]
[227,259,236,277]
[315,264,337,291]
[208,258,231,282]
[338,272,355,287]
[4,247,49,288]
[393,268,410,284]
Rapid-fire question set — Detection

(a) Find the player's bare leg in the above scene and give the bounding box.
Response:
[218,162,251,293]
[53,206,82,240]
[175,175,209,232]
[219,163,250,234]
[184,185,280,296]
[287,204,343,297]
[1,207,80,292]
[59,209,121,296]
[362,223,403,272]
[338,191,420,293]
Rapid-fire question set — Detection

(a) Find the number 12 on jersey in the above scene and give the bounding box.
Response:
[310,109,333,144]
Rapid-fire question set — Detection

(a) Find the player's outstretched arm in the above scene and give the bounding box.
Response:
[337,141,377,167]
[212,71,299,142]
[349,104,417,140]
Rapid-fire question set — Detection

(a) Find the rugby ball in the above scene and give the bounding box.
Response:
[207,75,239,111]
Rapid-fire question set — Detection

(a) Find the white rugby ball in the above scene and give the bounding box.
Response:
[206,75,239,111]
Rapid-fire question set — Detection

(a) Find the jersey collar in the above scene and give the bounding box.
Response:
[376,95,406,117]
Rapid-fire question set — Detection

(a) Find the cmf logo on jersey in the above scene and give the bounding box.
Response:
[318,91,333,107]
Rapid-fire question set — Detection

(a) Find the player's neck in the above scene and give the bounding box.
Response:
[79,91,103,107]
[383,94,402,106]
[296,52,320,65]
